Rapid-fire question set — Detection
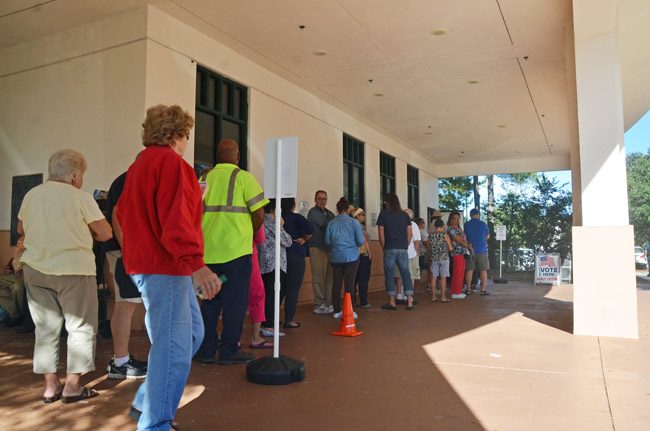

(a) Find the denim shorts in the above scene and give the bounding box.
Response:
[430,259,450,278]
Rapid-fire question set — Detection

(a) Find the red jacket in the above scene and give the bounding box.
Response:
[117,145,204,275]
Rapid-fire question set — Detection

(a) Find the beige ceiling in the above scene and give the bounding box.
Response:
[1,0,648,168]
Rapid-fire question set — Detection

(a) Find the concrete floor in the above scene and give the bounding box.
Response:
[1,278,649,431]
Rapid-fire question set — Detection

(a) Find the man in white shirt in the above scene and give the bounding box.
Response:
[395,208,421,303]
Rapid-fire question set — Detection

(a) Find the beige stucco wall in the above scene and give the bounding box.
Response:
[0,4,439,263]
[143,5,440,238]
[0,8,148,231]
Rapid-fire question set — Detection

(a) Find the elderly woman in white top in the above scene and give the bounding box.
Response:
[18,149,112,404]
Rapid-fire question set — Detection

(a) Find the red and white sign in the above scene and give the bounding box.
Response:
[534,253,561,285]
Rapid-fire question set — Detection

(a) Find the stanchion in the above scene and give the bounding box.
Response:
[493,237,508,284]
[247,137,305,385]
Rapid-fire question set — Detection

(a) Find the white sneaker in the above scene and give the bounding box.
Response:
[260,328,285,337]
[313,304,329,314]
[325,305,334,313]
[332,311,358,319]
[451,293,467,299]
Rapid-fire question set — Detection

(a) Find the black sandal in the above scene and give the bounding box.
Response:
[480,290,490,296]
[43,389,63,404]
[381,303,397,310]
[61,386,98,404]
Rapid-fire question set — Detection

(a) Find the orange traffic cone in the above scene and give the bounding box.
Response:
[332,292,363,337]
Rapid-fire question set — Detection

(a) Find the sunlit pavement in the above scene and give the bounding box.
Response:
[1,278,649,430]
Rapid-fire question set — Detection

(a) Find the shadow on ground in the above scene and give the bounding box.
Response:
[0,281,572,431]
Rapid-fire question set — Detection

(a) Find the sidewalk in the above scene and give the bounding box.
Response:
[0,279,648,430]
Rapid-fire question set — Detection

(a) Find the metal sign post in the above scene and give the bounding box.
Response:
[494,225,508,284]
[247,137,305,385]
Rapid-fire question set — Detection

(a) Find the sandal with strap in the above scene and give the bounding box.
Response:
[43,388,63,404]
[61,386,98,404]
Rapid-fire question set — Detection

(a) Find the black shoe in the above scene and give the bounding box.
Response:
[193,355,216,364]
[130,407,179,430]
[107,355,147,379]
[15,324,34,334]
[4,316,23,327]
[217,351,255,365]
[396,298,407,305]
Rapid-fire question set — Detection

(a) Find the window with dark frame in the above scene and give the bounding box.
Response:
[407,164,420,218]
[380,151,396,203]
[343,134,365,209]
[194,66,249,176]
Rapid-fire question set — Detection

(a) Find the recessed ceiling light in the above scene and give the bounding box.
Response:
[427,125,432,128]
[313,49,328,56]
[373,93,384,97]
[498,125,507,128]
[467,80,479,84]
[431,29,446,36]
[299,25,306,30]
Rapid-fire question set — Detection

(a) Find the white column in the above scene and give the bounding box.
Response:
[572,0,638,338]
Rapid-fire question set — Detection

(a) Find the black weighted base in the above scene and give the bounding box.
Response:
[246,355,305,385]
[493,278,508,284]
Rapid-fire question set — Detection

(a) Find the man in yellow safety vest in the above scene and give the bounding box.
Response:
[194,139,269,365]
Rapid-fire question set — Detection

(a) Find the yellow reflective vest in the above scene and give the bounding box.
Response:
[202,163,269,264]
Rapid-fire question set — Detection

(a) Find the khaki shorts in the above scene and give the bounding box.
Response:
[394,256,421,280]
[106,250,143,303]
[466,252,489,272]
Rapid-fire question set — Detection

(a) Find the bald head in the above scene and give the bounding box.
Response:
[217,139,240,164]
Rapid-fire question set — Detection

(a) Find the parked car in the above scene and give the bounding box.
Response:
[634,246,647,269]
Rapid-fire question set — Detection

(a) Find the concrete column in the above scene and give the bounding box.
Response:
[571,0,638,338]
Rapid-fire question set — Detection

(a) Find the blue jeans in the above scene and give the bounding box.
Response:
[383,249,413,296]
[130,274,204,431]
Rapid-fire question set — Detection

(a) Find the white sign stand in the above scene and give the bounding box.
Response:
[247,137,305,385]
[263,137,298,358]
[494,224,508,284]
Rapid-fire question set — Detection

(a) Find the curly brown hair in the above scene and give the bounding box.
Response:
[141,104,194,147]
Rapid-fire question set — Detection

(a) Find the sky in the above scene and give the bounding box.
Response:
[484,111,650,199]
[533,110,649,190]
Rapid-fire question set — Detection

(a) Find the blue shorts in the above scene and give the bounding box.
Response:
[430,259,450,278]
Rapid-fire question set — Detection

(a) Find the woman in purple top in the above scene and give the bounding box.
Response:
[280,198,313,328]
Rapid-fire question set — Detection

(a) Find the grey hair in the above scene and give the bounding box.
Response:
[48,149,87,182]
[405,208,414,219]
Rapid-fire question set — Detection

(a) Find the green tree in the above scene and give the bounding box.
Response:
[438,176,473,211]
[627,151,650,244]
[493,173,572,268]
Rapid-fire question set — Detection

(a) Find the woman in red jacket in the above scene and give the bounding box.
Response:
[116,104,221,430]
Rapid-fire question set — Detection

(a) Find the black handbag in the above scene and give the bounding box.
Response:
[114,257,141,299]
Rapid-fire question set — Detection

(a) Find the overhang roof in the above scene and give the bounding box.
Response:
[1,0,648,171]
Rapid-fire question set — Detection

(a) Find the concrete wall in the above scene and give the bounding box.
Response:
[0,8,148,231]
[0,5,439,297]
[143,4,440,239]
